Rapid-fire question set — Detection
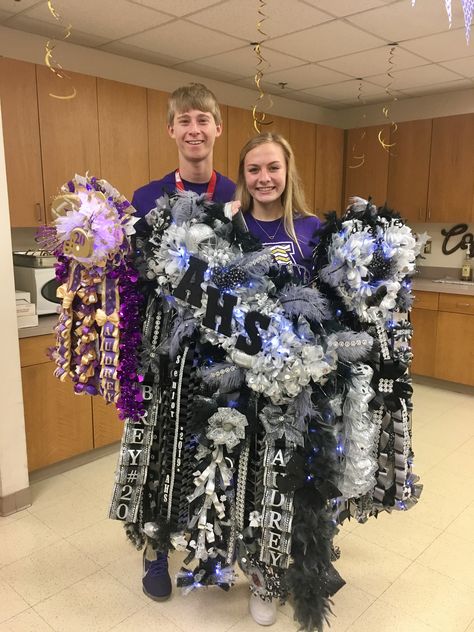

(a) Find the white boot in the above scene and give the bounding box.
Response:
[249,593,277,626]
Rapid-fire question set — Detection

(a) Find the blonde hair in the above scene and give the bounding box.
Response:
[235,133,313,252]
[167,83,222,126]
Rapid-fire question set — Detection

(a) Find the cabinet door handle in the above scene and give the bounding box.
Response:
[35,202,43,223]
[456,302,471,307]
[427,207,431,220]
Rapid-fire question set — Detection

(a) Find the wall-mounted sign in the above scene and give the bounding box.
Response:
[441,224,474,255]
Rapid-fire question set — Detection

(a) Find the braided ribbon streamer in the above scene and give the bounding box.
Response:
[187,445,233,560]
[53,262,81,382]
[72,270,100,390]
[97,276,121,403]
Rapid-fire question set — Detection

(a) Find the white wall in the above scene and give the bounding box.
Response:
[338,88,474,129]
[412,222,474,270]
[0,101,29,499]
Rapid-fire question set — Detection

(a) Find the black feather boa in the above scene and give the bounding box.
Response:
[285,392,346,631]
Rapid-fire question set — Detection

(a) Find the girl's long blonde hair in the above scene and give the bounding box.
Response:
[235,133,314,252]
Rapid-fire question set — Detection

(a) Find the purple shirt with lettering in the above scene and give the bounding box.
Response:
[243,212,321,282]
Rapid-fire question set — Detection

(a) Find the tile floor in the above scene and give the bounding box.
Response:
[1,382,474,631]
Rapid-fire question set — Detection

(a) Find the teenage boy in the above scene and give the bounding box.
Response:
[132,82,235,220]
[134,83,235,603]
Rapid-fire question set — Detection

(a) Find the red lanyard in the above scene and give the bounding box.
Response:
[174,170,217,200]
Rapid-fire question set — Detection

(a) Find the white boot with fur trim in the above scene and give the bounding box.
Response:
[249,593,277,626]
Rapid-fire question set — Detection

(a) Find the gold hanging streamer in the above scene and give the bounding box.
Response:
[378,44,398,153]
[252,0,273,133]
[348,79,366,169]
[44,1,76,100]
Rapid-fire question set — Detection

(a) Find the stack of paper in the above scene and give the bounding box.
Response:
[16,290,38,328]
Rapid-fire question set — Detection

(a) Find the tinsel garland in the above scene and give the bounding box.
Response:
[115,260,145,420]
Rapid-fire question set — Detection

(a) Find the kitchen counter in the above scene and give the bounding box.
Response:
[413,278,474,296]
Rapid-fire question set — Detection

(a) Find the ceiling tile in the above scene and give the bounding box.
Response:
[21,0,173,40]
[368,64,462,89]
[268,21,386,62]
[320,46,428,78]
[348,0,466,42]
[191,45,305,76]
[125,0,222,17]
[401,27,473,62]
[297,79,387,100]
[441,57,474,78]
[398,77,474,96]
[0,0,41,13]
[302,0,397,18]
[281,89,335,106]
[187,0,332,40]
[335,91,403,106]
[263,63,352,90]
[172,60,246,83]
[233,76,303,99]
[100,41,183,66]
[120,20,244,60]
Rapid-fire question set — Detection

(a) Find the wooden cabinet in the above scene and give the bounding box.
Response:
[0,58,45,227]
[344,125,390,209]
[20,335,93,471]
[411,291,439,377]
[435,309,474,385]
[427,114,474,223]
[92,397,123,448]
[213,104,228,177]
[387,119,432,223]
[411,308,438,376]
[36,66,100,222]
[19,334,124,471]
[315,124,344,214]
[410,290,474,386]
[435,292,474,385]
[289,119,316,209]
[148,88,179,181]
[97,78,149,201]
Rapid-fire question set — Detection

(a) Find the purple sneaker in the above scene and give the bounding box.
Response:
[142,550,172,601]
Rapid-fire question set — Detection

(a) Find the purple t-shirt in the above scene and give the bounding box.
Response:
[132,171,236,219]
[243,213,321,281]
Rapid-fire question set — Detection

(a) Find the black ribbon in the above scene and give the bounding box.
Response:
[371,358,412,411]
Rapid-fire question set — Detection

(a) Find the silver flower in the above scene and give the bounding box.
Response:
[206,408,248,451]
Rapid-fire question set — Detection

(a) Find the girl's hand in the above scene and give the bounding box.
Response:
[230,200,241,216]
[224,200,242,219]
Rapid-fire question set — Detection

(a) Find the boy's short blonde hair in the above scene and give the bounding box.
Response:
[167,83,222,126]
